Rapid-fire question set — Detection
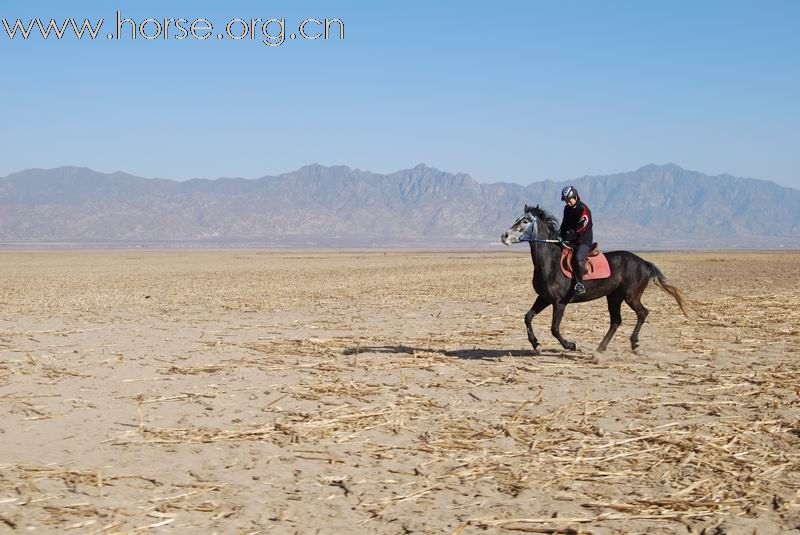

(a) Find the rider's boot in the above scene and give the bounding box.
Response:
[574,281,586,295]
[573,266,586,295]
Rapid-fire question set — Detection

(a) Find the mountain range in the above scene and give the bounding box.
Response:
[0,163,798,248]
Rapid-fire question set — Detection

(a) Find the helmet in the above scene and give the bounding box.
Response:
[561,186,579,201]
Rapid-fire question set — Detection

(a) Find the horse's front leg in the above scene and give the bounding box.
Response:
[550,301,577,351]
[524,296,550,354]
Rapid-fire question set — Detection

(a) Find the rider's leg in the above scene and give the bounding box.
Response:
[572,243,590,294]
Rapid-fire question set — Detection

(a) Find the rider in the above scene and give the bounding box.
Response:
[559,186,593,295]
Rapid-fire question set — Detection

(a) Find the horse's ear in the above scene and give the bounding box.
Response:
[524,204,532,213]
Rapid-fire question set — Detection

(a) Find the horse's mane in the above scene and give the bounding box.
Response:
[524,204,560,239]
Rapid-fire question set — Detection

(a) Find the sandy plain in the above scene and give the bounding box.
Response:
[0,249,798,534]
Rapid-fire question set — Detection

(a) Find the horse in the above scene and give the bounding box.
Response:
[501,204,687,353]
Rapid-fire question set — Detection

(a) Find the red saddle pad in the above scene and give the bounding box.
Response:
[560,247,611,280]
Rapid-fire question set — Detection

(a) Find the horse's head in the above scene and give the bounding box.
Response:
[501,204,539,245]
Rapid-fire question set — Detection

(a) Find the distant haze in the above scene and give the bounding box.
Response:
[0,163,798,249]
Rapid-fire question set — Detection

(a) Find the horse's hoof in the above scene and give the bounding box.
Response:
[530,344,541,356]
[596,345,607,353]
[566,342,577,351]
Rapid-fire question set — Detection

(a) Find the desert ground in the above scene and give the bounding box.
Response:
[0,249,798,534]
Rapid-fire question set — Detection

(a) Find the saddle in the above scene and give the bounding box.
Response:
[560,243,611,280]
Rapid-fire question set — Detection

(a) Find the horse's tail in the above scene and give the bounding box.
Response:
[645,261,688,317]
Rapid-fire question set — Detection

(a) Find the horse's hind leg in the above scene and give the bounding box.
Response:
[550,301,577,351]
[597,292,623,352]
[626,294,650,352]
[524,296,550,354]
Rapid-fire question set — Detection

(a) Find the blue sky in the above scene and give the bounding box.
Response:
[1,1,798,187]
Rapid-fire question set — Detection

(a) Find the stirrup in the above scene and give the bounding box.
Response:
[574,282,586,295]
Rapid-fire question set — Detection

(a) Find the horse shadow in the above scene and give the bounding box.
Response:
[342,344,590,362]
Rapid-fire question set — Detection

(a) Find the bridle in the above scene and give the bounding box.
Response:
[515,215,563,245]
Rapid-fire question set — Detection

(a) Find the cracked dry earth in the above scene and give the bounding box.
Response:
[0,250,798,534]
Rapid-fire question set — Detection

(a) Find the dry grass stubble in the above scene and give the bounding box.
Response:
[0,250,798,534]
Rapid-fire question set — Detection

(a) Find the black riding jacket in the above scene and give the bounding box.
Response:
[560,199,593,246]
